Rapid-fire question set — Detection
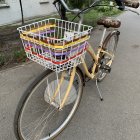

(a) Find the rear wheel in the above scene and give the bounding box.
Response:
[14,68,83,140]
[97,31,119,82]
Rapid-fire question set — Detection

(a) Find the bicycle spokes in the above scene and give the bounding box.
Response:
[44,68,76,110]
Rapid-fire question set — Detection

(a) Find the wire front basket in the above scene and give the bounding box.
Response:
[18,18,93,72]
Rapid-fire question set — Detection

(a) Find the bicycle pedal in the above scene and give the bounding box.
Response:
[100,65,111,73]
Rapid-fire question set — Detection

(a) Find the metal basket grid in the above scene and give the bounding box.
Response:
[18,18,93,72]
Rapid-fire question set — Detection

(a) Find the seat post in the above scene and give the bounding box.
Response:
[99,28,107,47]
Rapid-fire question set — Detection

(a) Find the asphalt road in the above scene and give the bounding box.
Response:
[0,8,140,140]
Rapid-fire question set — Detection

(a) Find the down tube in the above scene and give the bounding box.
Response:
[80,43,98,79]
[59,67,76,109]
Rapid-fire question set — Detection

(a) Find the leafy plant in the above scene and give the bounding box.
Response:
[0,54,5,67]
[13,48,27,63]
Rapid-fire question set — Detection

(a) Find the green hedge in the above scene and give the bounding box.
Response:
[68,0,110,9]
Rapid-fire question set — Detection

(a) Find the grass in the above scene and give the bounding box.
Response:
[0,47,27,69]
[13,48,27,63]
[0,54,5,67]
[67,7,122,26]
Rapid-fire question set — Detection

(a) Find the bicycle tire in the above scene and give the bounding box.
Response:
[14,68,84,140]
[97,31,119,82]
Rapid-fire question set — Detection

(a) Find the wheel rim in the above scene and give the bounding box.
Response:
[18,70,82,140]
[98,34,117,81]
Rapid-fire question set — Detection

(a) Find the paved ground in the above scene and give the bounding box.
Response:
[0,8,140,140]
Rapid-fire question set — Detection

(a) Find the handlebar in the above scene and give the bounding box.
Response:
[124,7,140,15]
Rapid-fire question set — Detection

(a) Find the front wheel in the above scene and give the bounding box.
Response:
[14,68,83,140]
[97,31,119,82]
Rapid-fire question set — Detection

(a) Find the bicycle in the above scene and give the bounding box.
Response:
[14,0,140,140]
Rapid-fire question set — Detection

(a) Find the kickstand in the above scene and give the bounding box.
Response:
[95,78,104,101]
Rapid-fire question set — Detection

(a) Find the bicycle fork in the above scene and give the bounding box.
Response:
[50,67,76,110]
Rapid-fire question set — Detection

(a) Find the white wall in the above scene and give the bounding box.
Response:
[0,0,56,26]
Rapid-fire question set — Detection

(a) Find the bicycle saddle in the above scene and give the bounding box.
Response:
[97,17,121,28]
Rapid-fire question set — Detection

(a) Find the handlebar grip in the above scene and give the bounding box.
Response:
[124,0,139,9]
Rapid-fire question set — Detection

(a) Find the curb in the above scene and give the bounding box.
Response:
[0,61,33,73]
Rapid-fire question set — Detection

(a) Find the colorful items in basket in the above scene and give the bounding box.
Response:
[20,22,90,66]
[23,40,88,65]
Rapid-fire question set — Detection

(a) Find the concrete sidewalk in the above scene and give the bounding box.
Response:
[1,9,140,140]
